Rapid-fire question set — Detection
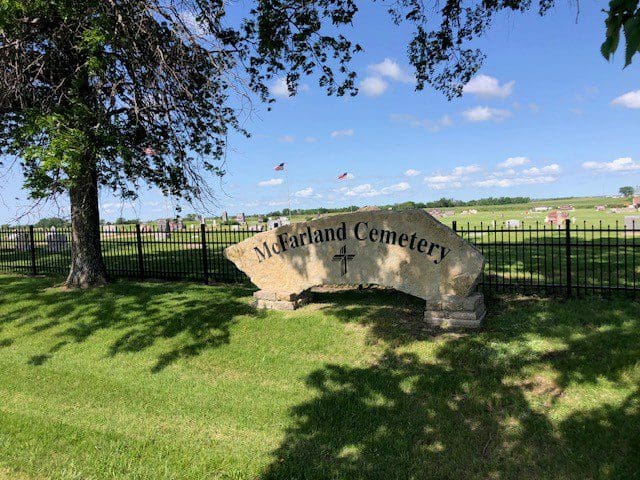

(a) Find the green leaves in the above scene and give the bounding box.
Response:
[601,0,640,66]
[623,15,640,66]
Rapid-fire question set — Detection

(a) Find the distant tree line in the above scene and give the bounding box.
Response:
[385,197,532,210]
[266,206,361,217]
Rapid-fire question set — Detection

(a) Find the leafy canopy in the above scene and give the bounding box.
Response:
[601,0,640,66]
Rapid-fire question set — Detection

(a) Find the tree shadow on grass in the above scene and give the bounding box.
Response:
[262,291,640,479]
[0,275,259,372]
[310,287,430,346]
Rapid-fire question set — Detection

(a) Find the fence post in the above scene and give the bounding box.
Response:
[29,225,37,275]
[565,219,572,298]
[135,224,145,280]
[201,223,209,284]
[452,220,457,233]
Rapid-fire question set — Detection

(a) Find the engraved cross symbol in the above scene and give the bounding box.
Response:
[332,245,355,276]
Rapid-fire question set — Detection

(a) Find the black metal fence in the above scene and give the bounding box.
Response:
[1,220,639,296]
[453,220,640,296]
[0,224,253,283]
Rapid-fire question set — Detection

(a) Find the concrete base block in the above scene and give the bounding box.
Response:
[424,293,486,330]
[253,290,308,311]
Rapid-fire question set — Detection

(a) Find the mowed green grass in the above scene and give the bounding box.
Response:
[0,274,639,479]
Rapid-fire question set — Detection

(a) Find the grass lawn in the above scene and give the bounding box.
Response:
[0,274,638,479]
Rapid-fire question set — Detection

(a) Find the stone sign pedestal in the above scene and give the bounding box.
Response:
[253,290,308,311]
[423,293,486,329]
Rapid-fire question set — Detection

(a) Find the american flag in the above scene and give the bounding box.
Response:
[338,172,349,180]
[274,162,285,171]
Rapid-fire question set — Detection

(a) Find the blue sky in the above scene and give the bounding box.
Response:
[1,1,640,223]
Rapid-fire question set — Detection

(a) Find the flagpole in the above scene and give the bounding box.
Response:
[285,165,292,216]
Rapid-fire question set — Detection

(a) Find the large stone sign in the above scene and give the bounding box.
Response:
[225,210,486,328]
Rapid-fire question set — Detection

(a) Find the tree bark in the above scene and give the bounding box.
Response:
[65,159,109,288]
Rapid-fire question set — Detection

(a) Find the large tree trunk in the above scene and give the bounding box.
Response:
[65,160,109,288]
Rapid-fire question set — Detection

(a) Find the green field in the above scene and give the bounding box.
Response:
[0,274,639,479]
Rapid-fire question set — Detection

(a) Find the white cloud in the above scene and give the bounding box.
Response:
[390,113,453,133]
[331,129,354,138]
[522,164,561,175]
[369,58,413,83]
[476,161,561,187]
[258,178,283,187]
[463,74,515,98]
[404,169,422,177]
[419,159,561,189]
[529,103,540,113]
[360,76,388,96]
[475,176,558,188]
[178,11,207,36]
[425,174,459,184]
[278,135,295,143]
[439,114,453,127]
[305,136,317,143]
[270,77,290,97]
[382,182,411,194]
[424,174,463,190]
[269,77,309,98]
[294,187,321,198]
[493,168,517,177]
[427,181,462,190]
[582,157,640,172]
[498,156,530,169]
[611,90,640,109]
[423,165,482,190]
[452,165,482,175]
[340,181,410,198]
[463,106,511,122]
[343,183,375,197]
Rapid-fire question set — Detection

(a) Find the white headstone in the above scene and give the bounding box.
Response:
[9,231,31,252]
[505,219,521,229]
[46,231,68,252]
[625,216,640,231]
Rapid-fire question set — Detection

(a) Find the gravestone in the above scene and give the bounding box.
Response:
[267,216,290,230]
[156,218,170,240]
[625,216,640,231]
[9,231,31,252]
[103,224,117,237]
[46,230,68,252]
[505,219,520,229]
[236,212,246,224]
[221,211,228,223]
[225,210,486,329]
